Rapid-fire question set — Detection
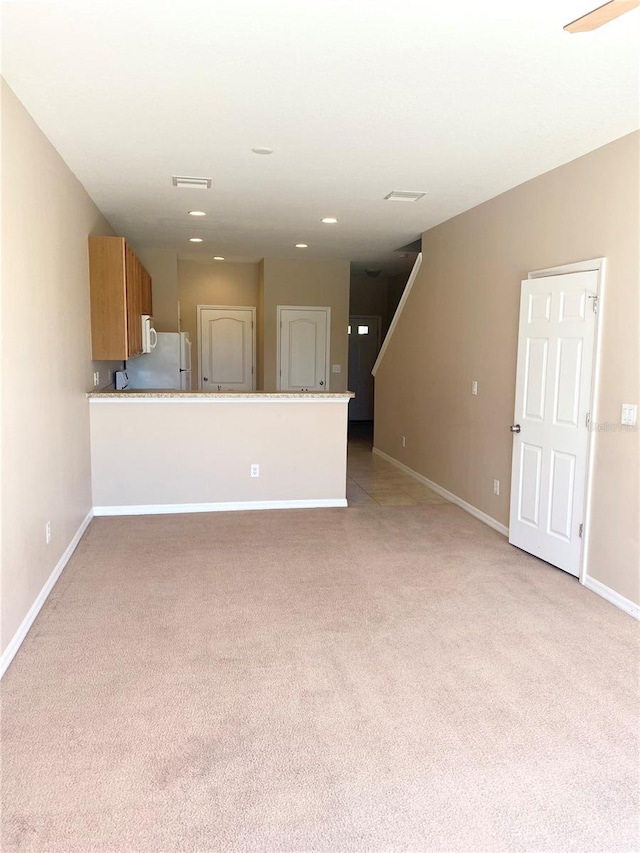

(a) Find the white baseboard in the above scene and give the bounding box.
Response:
[582,575,640,620]
[93,498,348,516]
[1,510,94,679]
[372,449,639,620]
[372,447,509,537]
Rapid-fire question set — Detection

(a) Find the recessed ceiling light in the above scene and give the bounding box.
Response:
[189,210,206,217]
[252,147,274,155]
[295,243,308,249]
[384,190,427,202]
[189,237,203,243]
[172,176,212,189]
[321,217,338,224]
[213,256,225,261]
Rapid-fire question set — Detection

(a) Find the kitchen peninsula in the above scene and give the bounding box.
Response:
[88,390,353,515]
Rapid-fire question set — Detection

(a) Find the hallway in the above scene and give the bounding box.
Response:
[346,422,450,508]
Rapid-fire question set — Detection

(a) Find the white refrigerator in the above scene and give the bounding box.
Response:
[126,332,192,390]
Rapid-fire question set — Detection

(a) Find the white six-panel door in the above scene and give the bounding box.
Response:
[278,307,330,391]
[198,307,255,391]
[509,271,598,577]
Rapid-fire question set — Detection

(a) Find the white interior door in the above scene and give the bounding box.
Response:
[279,307,330,391]
[348,316,381,420]
[199,307,255,391]
[509,271,598,577]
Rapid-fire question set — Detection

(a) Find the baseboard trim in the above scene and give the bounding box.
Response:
[582,575,640,620]
[89,396,351,405]
[372,447,509,537]
[1,510,94,679]
[93,498,348,516]
[372,450,639,620]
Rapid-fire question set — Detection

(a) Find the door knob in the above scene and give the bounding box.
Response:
[203,377,209,382]
[319,380,324,386]
[510,424,521,433]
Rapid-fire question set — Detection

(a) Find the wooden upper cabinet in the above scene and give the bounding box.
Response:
[124,244,142,358]
[141,267,153,316]
[88,236,152,360]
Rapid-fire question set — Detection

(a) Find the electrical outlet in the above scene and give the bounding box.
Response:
[401,435,406,448]
[250,463,260,478]
[45,521,52,544]
[93,371,100,387]
[493,479,500,496]
[472,381,478,396]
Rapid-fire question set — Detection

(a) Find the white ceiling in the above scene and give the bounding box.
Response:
[2,0,639,274]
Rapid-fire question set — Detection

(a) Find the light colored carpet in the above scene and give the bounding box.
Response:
[1,505,638,852]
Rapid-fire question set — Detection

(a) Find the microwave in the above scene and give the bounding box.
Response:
[141,315,157,353]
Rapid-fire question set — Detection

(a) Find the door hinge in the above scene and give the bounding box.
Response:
[586,411,591,428]
[579,523,584,538]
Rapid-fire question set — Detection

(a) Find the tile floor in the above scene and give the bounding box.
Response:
[346,422,450,507]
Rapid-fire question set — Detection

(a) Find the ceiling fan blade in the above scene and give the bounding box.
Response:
[564,0,640,32]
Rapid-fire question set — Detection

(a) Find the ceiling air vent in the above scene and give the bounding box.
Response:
[384,190,426,202]
[172,175,212,189]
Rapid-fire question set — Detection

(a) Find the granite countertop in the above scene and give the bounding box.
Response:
[88,389,355,399]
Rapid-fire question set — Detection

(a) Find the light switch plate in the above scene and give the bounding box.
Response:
[332,364,341,373]
[621,403,637,427]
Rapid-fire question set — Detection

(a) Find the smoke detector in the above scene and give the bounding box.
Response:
[384,190,426,202]
[172,176,212,189]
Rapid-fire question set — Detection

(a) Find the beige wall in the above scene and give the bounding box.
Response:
[375,132,639,606]
[134,247,179,333]
[387,272,408,324]
[90,399,349,507]
[178,259,260,384]
[262,258,350,391]
[136,256,349,391]
[350,274,391,335]
[350,270,410,342]
[1,81,115,656]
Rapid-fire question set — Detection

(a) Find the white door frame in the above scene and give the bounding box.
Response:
[525,258,605,586]
[276,305,331,391]
[196,304,257,390]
